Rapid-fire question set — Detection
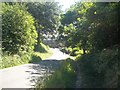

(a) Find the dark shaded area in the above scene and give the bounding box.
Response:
[29,55,42,63]
[77,46,118,88]
[25,60,65,87]
[77,54,105,88]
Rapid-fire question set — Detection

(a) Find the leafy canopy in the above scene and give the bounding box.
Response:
[2,3,38,54]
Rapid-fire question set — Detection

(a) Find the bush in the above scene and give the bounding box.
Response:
[70,47,79,56]
[76,45,119,88]
[29,53,42,63]
[76,53,104,88]
[97,47,118,88]
[60,47,79,56]
[2,3,37,55]
[1,43,52,69]
[1,3,38,68]
[1,52,25,69]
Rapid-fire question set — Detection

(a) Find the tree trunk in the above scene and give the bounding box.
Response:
[83,48,86,54]
[37,29,40,45]
[35,28,40,51]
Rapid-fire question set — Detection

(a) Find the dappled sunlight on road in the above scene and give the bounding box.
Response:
[0,48,70,89]
[26,60,64,88]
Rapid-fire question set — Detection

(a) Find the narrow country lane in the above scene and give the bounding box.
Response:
[0,48,70,89]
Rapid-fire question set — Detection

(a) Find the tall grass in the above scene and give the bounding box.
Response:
[1,52,29,69]
[36,58,77,88]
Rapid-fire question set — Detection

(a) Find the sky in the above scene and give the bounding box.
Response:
[55,0,78,11]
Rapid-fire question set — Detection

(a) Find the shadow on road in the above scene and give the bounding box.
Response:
[25,59,65,87]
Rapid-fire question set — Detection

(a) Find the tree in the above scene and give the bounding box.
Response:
[26,2,61,40]
[59,2,119,54]
[61,10,77,26]
[2,3,37,54]
[86,2,119,51]
[59,2,93,54]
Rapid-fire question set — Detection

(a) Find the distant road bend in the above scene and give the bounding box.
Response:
[0,48,70,89]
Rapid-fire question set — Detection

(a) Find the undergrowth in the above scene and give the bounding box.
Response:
[76,45,119,88]
[1,43,53,69]
[36,58,77,89]
[35,43,50,53]
[60,47,83,57]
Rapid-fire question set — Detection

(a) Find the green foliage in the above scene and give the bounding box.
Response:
[27,2,61,39]
[1,3,39,69]
[1,42,53,68]
[61,10,77,26]
[77,54,103,88]
[70,47,79,56]
[60,2,119,88]
[77,45,119,88]
[36,58,77,88]
[63,23,77,48]
[59,2,93,53]
[60,46,83,57]
[2,3,37,55]
[29,53,42,63]
[59,2,119,53]
[35,43,50,53]
[95,46,118,87]
[1,3,54,68]
[1,52,30,69]
[60,47,73,55]
[86,2,119,51]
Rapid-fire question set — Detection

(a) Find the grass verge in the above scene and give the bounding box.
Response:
[1,43,53,69]
[30,49,53,63]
